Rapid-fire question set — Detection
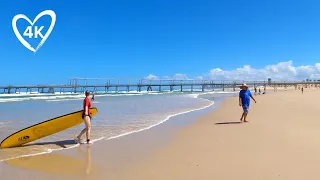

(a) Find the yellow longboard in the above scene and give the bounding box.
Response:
[0,107,98,148]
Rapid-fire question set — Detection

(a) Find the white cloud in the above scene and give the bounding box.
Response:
[172,74,189,80]
[143,74,190,80]
[143,74,159,80]
[162,76,171,80]
[144,61,320,81]
[205,61,320,81]
[194,76,204,80]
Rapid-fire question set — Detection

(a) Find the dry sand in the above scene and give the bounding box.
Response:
[115,87,320,180]
[2,87,320,180]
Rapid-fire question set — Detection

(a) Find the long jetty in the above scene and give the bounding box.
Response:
[0,78,317,94]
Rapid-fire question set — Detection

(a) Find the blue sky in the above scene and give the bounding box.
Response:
[1,0,320,85]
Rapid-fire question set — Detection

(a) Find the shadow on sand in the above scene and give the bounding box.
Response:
[215,121,242,125]
[23,139,77,148]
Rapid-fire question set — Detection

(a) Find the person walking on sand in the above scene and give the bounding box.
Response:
[91,92,95,101]
[77,90,93,144]
[301,87,304,94]
[239,83,256,123]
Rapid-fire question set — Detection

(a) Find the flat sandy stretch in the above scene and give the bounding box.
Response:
[114,87,320,180]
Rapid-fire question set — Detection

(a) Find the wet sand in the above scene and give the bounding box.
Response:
[1,86,319,180]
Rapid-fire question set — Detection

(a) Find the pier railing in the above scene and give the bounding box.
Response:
[0,78,316,94]
[69,78,265,86]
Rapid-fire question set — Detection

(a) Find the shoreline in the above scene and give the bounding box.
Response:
[0,91,233,180]
[0,91,233,162]
[0,90,231,103]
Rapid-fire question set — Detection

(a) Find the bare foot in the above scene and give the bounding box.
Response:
[86,139,93,145]
[244,120,249,123]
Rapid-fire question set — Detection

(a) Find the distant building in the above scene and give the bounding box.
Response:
[268,78,271,84]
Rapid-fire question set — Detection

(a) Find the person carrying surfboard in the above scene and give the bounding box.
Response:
[77,90,93,144]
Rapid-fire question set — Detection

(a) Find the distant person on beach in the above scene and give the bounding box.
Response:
[239,83,257,123]
[91,92,95,101]
[77,90,92,144]
[301,87,304,94]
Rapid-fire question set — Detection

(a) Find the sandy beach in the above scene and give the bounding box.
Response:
[1,86,320,180]
[117,87,320,180]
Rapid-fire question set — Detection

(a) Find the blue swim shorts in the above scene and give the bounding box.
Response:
[242,106,249,113]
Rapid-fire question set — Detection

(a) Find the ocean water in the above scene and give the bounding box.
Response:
[0,90,238,161]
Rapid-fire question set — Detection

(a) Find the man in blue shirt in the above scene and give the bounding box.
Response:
[239,83,257,122]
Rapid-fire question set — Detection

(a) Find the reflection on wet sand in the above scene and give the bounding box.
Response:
[0,140,78,162]
[78,144,92,175]
[0,160,2,176]
[3,144,94,176]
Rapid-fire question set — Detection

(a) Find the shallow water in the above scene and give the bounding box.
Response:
[0,90,238,161]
